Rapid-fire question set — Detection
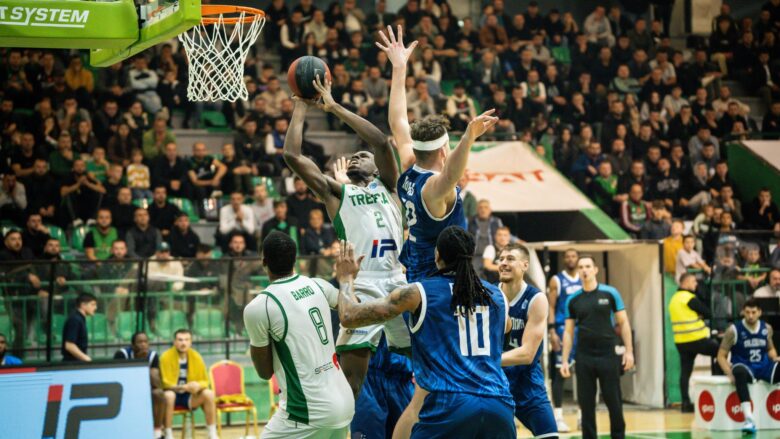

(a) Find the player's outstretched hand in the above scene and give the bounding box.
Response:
[312,74,337,112]
[560,361,571,378]
[375,25,418,67]
[333,156,350,184]
[335,240,364,283]
[464,109,499,141]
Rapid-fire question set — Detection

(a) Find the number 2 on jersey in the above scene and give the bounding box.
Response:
[308,308,329,345]
[457,306,490,356]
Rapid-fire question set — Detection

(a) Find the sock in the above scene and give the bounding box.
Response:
[554,408,563,419]
[165,428,174,439]
[741,402,753,421]
[154,428,161,438]
[207,424,218,438]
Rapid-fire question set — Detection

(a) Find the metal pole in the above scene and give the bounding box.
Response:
[45,260,56,363]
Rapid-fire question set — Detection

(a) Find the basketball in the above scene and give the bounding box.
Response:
[287,56,332,99]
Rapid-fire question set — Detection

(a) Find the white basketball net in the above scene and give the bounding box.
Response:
[178,12,265,102]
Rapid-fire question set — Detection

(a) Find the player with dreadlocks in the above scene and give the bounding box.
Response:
[335,226,516,438]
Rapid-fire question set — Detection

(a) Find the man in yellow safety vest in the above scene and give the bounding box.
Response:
[669,273,722,413]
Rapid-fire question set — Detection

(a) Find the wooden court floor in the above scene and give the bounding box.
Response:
[217,405,778,438]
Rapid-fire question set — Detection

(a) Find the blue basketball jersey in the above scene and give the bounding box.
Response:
[408,275,512,400]
[503,282,545,381]
[398,166,466,282]
[553,271,582,327]
[730,320,772,368]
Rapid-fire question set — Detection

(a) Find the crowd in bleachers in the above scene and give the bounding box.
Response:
[2,1,780,360]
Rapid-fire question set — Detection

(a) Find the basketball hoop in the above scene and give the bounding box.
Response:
[178,5,265,102]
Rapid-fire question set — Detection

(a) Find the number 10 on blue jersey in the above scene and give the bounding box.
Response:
[457,306,491,356]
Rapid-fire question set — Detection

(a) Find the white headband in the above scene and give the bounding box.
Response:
[412,132,449,151]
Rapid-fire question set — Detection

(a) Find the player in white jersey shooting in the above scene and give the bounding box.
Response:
[283,76,410,403]
[244,232,354,438]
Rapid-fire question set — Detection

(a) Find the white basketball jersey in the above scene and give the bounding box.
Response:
[244,275,354,429]
[333,180,403,273]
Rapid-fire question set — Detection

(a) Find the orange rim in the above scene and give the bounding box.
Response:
[200,5,265,24]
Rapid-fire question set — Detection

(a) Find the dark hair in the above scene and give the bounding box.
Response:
[131,331,147,344]
[174,328,192,338]
[435,226,494,315]
[679,273,696,285]
[0,332,6,340]
[410,114,450,142]
[500,243,530,260]
[577,254,596,265]
[683,234,695,241]
[4,229,21,240]
[76,293,97,307]
[196,243,212,254]
[263,231,297,276]
[273,199,287,208]
[743,298,761,310]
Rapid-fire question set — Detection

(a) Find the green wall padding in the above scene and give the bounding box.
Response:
[664,274,682,405]
[727,142,780,203]
[581,208,631,240]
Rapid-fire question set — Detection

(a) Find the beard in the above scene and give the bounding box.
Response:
[347,168,373,181]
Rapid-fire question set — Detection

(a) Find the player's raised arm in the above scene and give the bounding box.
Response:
[311,75,399,190]
[502,293,549,366]
[376,25,418,172]
[282,99,341,207]
[335,241,420,327]
[422,110,498,210]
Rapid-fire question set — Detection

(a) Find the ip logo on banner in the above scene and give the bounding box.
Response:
[767,390,780,421]
[698,390,715,422]
[725,392,753,422]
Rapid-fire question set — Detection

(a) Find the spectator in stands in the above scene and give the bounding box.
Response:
[301,208,336,257]
[679,162,712,216]
[571,141,605,191]
[21,213,49,258]
[73,120,98,156]
[261,199,298,241]
[61,159,106,226]
[479,14,509,54]
[753,268,780,298]
[742,245,768,286]
[468,199,504,262]
[258,77,287,118]
[482,226,512,284]
[407,80,437,120]
[649,157,681,213]
[84,208,118,261]
[280,11,306,67]
[87,146,109,183]
[714,184,743,226]
[126,207,162,258]
[56,95,91,133]
[762,101,780,137]
[128,55,162,115]
[688,125,720,163]
[188,142,227,205]
[620,183,650,237]
[584,5,615,47]
[49,132,75,180]
[250,184,274,237]
[712,85,750,118]
[772,237,780,269]
[220,143,253,196]
[0,333,21,365]
[148,241,184,292]
[286,176,321,231]
[107,122,137,167]
[25,159,58,224]
[709,16,738,77]
[641,201,671,239]
[264,118,289,176]
[127,148,153,200]
[93,98,122,146]
[719,102,750,135]
[591,161,619,217]
[365,67,389,102]
[149,186,181,237]
[744,187,780,231]
[112,188,136,237]
[142,115,175,161]
[114,332,165,439]
[62,292,97,362]
[619,160,650,198]
[10,132,40,183]
[219,192,256,251]
[166,212,198,258]
[675,235,712,282]
[663,219,686,274]
[234,118,264,164]
[445,83,477,131]
[151,142,190,199]
[160,329,219,439]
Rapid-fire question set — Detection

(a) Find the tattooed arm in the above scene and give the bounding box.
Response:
[338,282,421,328]
[334,240,421,328]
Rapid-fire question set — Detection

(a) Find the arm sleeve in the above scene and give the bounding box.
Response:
[608,287,625,312]
[244,295,271,347]
[564,293,575,320]
[150,353,160,369]
[62,318,79,343]
[686,296,711,318]
[83,233,95,249]
[312,277,340,308]
[482,245,496,261]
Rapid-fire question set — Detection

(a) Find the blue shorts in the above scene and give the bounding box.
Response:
[733,361,779,383]
[411,392,516,439]
[174,392,191,410]
[351,368,414,439]
[509,368,557,437]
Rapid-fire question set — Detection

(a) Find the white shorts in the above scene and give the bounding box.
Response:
[262,415,348,439]
[335,270,411,352]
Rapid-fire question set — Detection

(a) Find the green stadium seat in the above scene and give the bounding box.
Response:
[440,79,457,96]
[169,197,200,222]
[250,176,280,199]
[551,46,571,65]
[193,308,224,338]
[155,309,188,339]
[38,314,66,345]
[201,110,228,128]
[132,198,152,209]
[70,226,91,252]
[115,311,150,342]
[211,248,223,259]
[47,225,69,251]
[0,314,13,340]
[0,225,20,238]
[87,313,110,343]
